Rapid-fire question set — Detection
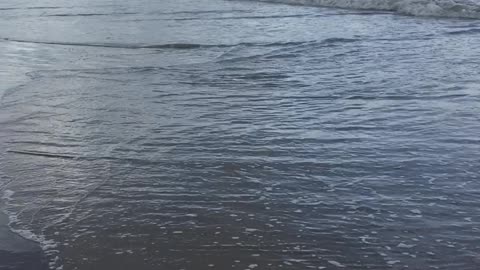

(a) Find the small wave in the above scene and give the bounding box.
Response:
[0,6,62,11]
[172,14,312,21]
[249,0,480,19]
[45,12,137,17]
[145,41,308,49]
[7,150,77,160]
[322,37,358,43]
[215,38,359,63]
[1,37,310,50]
[446,28,480,34]
[1,38,208,49]
[148,9,251,16]
[0,38,227,49]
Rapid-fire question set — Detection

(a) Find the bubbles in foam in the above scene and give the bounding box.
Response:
[254,0,480,19]
[1,189,62,269]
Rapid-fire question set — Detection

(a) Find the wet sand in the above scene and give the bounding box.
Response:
[0,211,48,270]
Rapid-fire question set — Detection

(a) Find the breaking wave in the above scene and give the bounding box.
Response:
[250,0,480,19]
[0,38,355,50]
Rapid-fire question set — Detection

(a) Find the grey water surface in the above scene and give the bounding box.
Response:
[1,0,480,269]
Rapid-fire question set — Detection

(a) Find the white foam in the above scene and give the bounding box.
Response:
[9,226,63,269]
[253,0,480,19]
[328,260,346,267]
[1,195,62,270]
[410,209,422,215]
[1,189,14,200]
[397,243,416,248]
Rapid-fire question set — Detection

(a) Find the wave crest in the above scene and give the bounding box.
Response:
[252,0,480,19]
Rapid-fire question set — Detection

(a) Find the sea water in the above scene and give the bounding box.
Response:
[1,0,480,269]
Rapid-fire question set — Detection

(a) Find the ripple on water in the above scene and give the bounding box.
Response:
[1,0,480,269]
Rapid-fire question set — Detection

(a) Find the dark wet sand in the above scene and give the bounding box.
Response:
[0,211,48,270]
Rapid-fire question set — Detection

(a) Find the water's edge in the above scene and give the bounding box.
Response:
[0,206,48,270]
[0,73,47,269]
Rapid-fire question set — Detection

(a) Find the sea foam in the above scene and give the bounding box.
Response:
[2,189,61,269]
[251,0,480,19]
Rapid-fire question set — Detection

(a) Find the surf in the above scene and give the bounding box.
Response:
[245,0,480,19]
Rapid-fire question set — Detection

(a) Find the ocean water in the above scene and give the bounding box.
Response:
[1,0,480,269]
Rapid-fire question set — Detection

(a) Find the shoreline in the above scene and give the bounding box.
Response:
[0,210,49,270]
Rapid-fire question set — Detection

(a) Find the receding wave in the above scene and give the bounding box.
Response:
[6,150,77,160]
[0,37,315,50]
[446,28,480,34]
[45,12,137,17]
[0,6,62,11]
[248,0,480,19]
[171,14,312,21]
[1,38,211,49]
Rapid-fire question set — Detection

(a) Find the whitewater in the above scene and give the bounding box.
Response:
[250,0,480,18]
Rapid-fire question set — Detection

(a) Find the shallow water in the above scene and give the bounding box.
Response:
[1,0,480,269]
